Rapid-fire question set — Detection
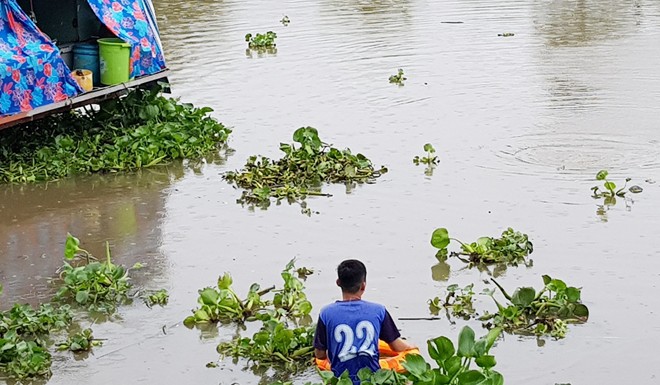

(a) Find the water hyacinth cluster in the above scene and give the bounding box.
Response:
[0,85,231,184]
[224,127,387,207]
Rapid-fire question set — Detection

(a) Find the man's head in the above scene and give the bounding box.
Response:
[336,259,367,294]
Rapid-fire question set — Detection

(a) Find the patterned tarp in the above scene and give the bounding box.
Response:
[0,0,82,117]
[87,0,166,79]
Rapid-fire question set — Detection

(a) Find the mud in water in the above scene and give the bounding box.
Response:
[1,0,660,384]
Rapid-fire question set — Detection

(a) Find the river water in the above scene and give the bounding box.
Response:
[1,0,660,384]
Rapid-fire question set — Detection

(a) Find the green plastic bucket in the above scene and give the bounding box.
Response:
[98,38,131,85]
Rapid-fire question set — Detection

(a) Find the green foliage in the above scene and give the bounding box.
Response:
[591,170,641,199]
[481,276,589,339]
[0,85,231,184]
[273,259,313,320]
[57,328,102,352]
[389,69,406,85]
[56,234,135,313]
[184,259,312,327]
[224,127,387,207]
[413,143,439,166]
[429,284,476,319]
[0,303,73,379]
[216,315,315,371]
[145,289,170,308]
[431,227,533,267]
[183,274,270,326]
[280,16,291,26]
[245,31,277,49]
[287,326,504,385]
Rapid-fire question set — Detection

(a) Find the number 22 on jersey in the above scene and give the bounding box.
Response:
[333,321,376,362]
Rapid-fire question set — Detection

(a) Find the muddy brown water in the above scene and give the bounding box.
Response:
[1,0,660,384]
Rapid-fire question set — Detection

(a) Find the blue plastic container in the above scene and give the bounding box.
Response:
[73,43,100,86]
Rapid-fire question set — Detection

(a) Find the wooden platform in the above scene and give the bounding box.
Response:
[0,69,170,131]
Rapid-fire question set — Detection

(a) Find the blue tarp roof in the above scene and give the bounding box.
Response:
[0,0,166,117]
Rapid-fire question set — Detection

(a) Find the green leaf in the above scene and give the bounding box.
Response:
[75,290,89,304]
[457,326,475,358]
[542,275,552,285]
[199,288,220,305]
[457,370,486,385]
[596,170,608,180]
[427,336,454,364]
[511,287,536,307]
[475,355,496,369]
[573,303,589,319]
[444,356,462,377]
[402,354,431,380]
[604,181,617,192]
[431,228,450,249]
[217,273,233,290]
[482,327,502,351]
[357,368,373,381]
[64,233,81,260]
[566,287,581,302]
[490,372,504,385]
[423,143,435,153]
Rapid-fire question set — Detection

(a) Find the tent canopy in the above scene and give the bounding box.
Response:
[0,0,166,117]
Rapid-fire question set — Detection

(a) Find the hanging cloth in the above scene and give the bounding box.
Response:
[86,0,166,79]
[0,0,82,117]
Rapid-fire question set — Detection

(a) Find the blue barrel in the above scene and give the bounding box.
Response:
[73,43,100,86]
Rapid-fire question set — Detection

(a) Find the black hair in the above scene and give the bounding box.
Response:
[337,259,367,293]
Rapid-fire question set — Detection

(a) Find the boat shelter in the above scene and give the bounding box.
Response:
[0,0,169,130]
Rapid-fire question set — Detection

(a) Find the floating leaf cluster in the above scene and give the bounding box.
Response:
[216,315,315,371]
[0,85,231,184]
[245,31,277,49]
[389,69,407,85]
[429,284,476,320]
[145,289,170,308]
[55,234,136,313]
[0,302,72,378]
[431,227,533,266]
[57,328,102,352]
[184,259,312,327]
[591,169,643,199]
[224,127,387,207]
[481,276,589,339]
[269,326,504,385]
[413,143,439,166]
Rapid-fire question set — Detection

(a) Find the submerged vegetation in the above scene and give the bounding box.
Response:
[431,228,533,267]
[224,127,387,208]
[245,31,277,49]
[0,85,231,184]
[481,276,589,339]
[389,69,407,85]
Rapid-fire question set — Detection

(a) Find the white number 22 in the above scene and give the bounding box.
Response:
[334,321,376,362]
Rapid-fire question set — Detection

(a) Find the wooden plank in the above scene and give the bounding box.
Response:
[0,70,171,131]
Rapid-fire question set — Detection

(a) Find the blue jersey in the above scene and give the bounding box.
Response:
[314,300,401,384]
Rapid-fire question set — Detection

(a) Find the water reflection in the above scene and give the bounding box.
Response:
[533,0,642,47]
[0,166,183,304]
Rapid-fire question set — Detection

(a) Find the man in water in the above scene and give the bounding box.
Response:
[313,259,415,384]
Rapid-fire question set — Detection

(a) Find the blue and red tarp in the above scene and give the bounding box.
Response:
[87,0,165,79]
[0,0,166,117]
[0,0,82,116]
